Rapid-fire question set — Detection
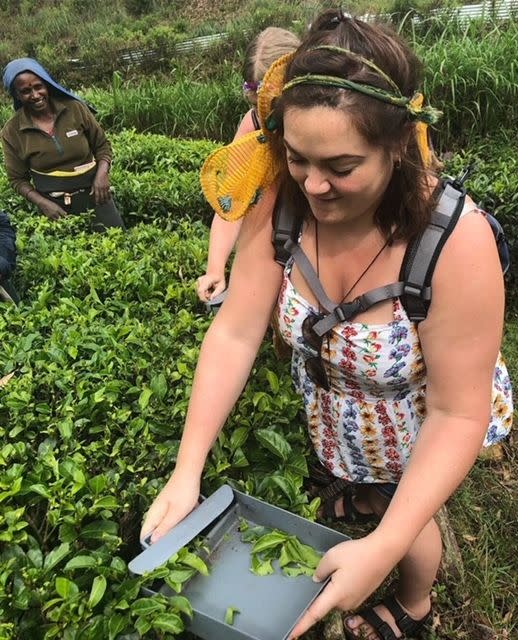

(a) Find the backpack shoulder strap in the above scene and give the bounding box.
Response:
[271,174,469,333]
[271,193,303,267]
[400,178,466,322]
[251,109,261,131]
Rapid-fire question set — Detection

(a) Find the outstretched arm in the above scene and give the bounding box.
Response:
[142,187,282,541]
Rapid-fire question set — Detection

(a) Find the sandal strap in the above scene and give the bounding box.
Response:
[383,594,431,635]
[321,485,353,520]
[321,494,338,520]
[343,490,377,524]
[321,487,378,524]
[359,606,398,640]
[342,491,359,522]
[318,477,349,501]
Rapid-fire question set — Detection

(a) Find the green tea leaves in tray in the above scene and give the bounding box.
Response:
[164,547,210,593]
[224,606,241,625]
[239,520,322,577]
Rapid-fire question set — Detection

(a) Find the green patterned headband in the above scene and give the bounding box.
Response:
[282,46,442,125]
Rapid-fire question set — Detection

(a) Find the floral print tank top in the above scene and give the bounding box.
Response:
[277,262,513,484]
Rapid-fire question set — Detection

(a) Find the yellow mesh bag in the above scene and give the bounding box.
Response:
[257,52,294,130]
[200,130,280,221]
[200,53,294,221]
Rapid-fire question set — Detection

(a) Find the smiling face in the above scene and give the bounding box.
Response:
[283,105,397,228]
[13,72,50,115]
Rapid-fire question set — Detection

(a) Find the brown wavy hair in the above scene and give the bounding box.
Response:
[270,9,437,242]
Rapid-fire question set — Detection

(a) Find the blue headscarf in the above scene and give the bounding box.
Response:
[2,58,85,111]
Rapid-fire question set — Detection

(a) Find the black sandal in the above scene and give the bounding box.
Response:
[320,487,378,524]
[344,594,432,640]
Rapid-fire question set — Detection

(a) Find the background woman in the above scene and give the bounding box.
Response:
[1,58,124,231]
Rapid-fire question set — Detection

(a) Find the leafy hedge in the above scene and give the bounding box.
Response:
[1,130,515,304]
[0,131,221,229]
[0,212,315,639]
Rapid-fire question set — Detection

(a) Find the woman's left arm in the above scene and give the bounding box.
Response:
[290,209,505,637]
[374,208,504,549]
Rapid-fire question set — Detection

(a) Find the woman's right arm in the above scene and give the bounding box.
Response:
[1,135,66,219]
[196,110,258,301]
[197,215,242,301]
[142,188,282,542]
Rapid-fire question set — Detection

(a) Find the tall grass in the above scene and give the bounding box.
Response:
[412,19,518,148]
[85,71,246,141]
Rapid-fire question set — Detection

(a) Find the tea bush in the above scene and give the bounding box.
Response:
[111,130,219,173]
[0,211,314,638]
[1,129,516,304]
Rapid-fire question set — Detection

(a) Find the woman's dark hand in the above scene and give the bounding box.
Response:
[91,170,111,205]
[38,198,67,220]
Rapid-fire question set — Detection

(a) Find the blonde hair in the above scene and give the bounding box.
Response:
[243,27,300,84]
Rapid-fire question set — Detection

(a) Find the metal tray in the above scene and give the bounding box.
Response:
[129,485,349,640]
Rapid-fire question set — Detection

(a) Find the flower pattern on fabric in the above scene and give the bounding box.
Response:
[277,263,513,484]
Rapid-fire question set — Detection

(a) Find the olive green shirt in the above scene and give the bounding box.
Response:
[1,98,112,196]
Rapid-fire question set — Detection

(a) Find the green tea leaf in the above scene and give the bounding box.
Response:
[88,575,107,609]
[250,554,274,576]
[138,387,153,410]
[255,429,292,461]
[131,598,167,617]
[266,370,279,393]
[134,617,152,636]
[286,452,309,477]
[65,555,97,571]
[80,520,118,540]
[251,531,288,554]
[93,496,119,510]
[179,550,209,576]
[169,595,193,618]
[29,484,52,499]
[44,543,71,571]
[150,373,168,400]
[232,447,249,467]
[287,537,322,568]
[239,524,271,544]
[55,576,79,599]
[230,426,249,450]
[108,613,127,640]
[224,606,240,625]
[282,565,313,577]
[165,567,196,584]
[151,612,184,634]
